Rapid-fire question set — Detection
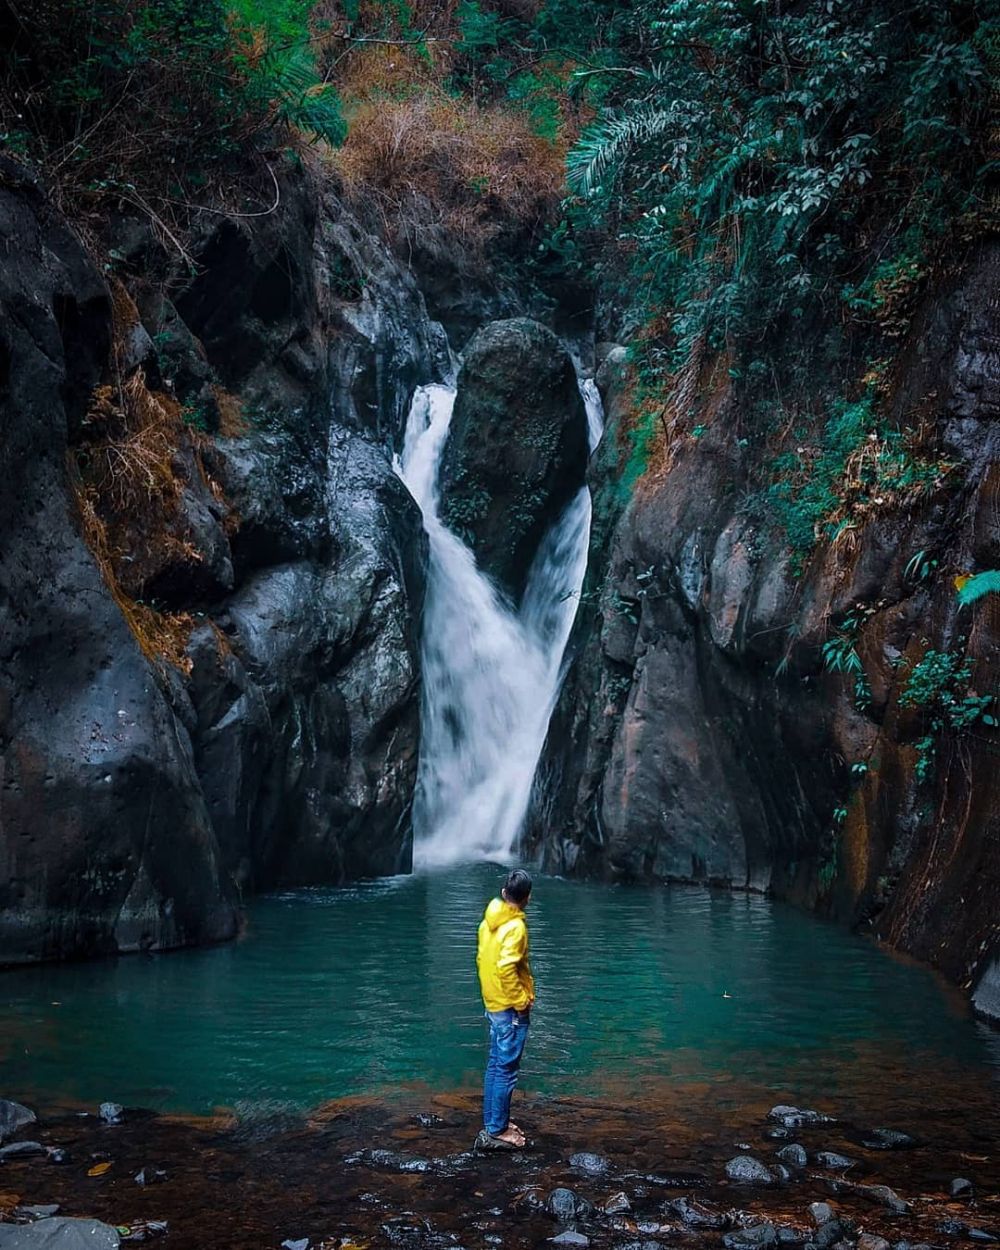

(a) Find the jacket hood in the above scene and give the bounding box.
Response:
[483,897,523,931]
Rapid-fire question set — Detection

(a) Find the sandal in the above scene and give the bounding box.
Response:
[474,1129,525,1152]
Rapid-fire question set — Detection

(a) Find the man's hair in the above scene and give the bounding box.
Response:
[502,868,532,904]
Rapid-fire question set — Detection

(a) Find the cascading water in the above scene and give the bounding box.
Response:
[397,374,603,869]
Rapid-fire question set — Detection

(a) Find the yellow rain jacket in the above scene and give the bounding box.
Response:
[477,897,535,1012]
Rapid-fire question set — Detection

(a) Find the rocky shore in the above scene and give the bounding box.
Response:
[0,1091,996,1250]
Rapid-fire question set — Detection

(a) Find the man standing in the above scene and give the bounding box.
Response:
[475,869,534,1149]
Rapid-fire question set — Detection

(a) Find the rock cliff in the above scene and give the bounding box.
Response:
[0,156,442,961]
[527,241,1000,1018]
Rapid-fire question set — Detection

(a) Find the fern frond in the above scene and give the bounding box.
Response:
[567,104,683,196]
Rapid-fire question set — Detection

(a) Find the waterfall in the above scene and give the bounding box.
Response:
[397,375,603,870]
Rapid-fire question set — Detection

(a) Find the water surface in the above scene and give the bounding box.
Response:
[2,865,998,1120]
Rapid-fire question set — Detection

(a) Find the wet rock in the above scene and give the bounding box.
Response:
[767,1128,793,1141]
[0,1141,47,1160]
[415,1113,444,1127]
[281,1241,310,1250]
[0,1102,37,1143]
[570,1152,610,1176]
[548,1188,595,1223]
[604,1193,631,1215]
[134,1167,168,1186]
[725,1156,776,1185]
[777,1228,807,1245]
[770,1107,835,1130]
[939,1222,997,1242]
[14,1208,60,1222]
[950,1179,974,1198]
[777,1145,808,1168]
[0,1218,120,1249]
[46,1149,69,1166]
[814,1153,855,1171]
[858,1236,891,1250]
[99,1103,124,1125]
[809,1204,837,1227]
[773,1164,792,1182]
[832,1182,908,1215]
[666,1197,728,1229]
[439,317,588,602]
[860,1129,915,1151]
[551,1235,590,1247]
[724,1223,778,1250]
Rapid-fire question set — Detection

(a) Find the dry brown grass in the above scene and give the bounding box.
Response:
[333,87,564,267]
[71,465,195,676]
[211,384,248,438]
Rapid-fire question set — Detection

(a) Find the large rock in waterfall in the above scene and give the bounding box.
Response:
[439,318,589,602]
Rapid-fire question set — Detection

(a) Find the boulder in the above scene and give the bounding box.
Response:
[439,318,588,602]
[0,1218,120,1249]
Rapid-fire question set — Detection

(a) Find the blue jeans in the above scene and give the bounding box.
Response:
[482,1008,530,1135]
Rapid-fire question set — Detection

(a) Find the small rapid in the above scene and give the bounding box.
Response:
[397,375,602,869]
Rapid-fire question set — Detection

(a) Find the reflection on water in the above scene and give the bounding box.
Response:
[1,864,998,1116]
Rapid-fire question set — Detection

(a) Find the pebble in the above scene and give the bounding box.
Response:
[603,1192,631,1215]
[0,1101,37,1144]
[281,1241,309,1250]
[548,1188,594,1223]
[98,1102,124,1125]
[809,1203,836,1227]
[950,1178,974,1198]
[858,1236,891,1250]
[14,1206,60,1221]
[777,1144,808,1168]
[569,1152,610,1175]
[550,1234,589,1247]
[666,1197,727,1229]
[814,1152,855,1171]
[725,1156,776,1185]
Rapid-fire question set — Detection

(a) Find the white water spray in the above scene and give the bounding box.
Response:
[397,375,603,869]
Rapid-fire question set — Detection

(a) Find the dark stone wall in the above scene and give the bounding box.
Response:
[527,241,1000,1019]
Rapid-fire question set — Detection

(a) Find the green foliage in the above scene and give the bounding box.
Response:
[957,570,1000,606]
[822,608,873,711]
[765,389,950,573]
[0,0,345,208]
[899,646,995,782]
[565,0,993,366]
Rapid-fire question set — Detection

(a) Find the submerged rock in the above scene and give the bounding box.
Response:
[666,1197,728,1229]
[770,1107,835,1130]
[860,1129,915,1151]
[98,1102,124,1125]
[726,1156,776,1185]
[777,1145,808,1168]
[570,1152,610,1176]
[814,1152,855,1171]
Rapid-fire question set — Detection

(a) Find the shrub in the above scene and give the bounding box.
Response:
[333,88,564,269]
